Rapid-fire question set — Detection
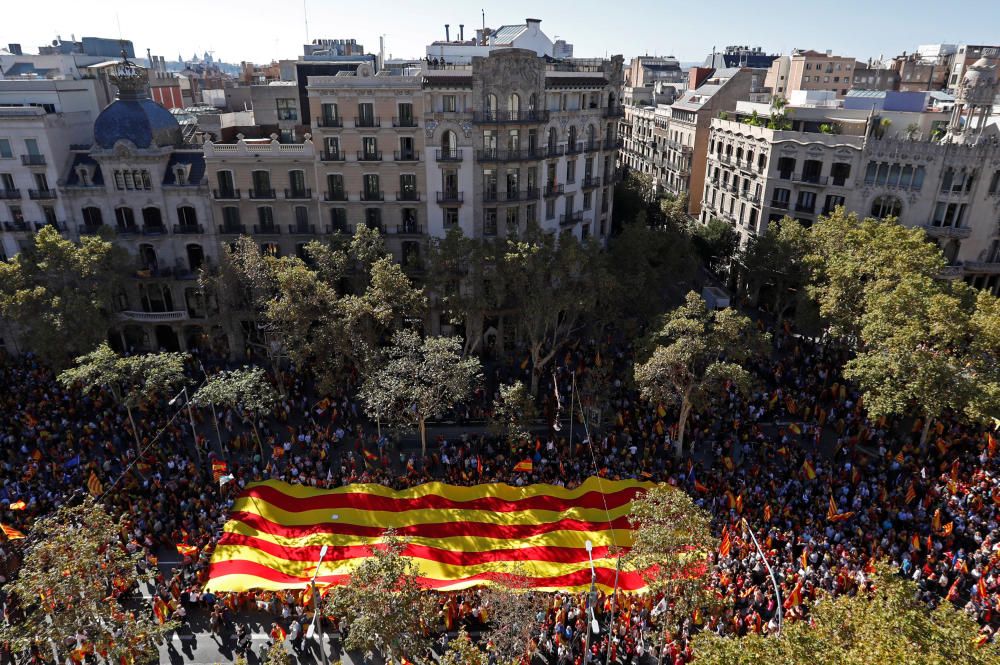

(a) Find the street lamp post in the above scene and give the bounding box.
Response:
[741,518,783,635]
[170,386,201,466]
[197,360,225,456]
[582,540,600,665]
[309,543,331,665]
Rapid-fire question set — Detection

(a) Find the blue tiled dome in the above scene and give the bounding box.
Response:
[94,98,181,149]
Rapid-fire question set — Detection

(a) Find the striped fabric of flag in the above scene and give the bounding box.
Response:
[204,477,653,593]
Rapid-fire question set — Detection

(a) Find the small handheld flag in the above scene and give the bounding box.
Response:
[513,459,533,473]
[87,471,103,497]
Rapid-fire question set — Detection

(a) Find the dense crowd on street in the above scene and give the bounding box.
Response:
[2,315,1000,663]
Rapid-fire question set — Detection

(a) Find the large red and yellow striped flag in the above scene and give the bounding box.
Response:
[204,477,653,593]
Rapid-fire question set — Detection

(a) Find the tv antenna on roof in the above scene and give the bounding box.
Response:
[303,0,310,44]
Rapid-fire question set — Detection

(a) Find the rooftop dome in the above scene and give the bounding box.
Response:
[93,55,182,149]
[963,54,998,88]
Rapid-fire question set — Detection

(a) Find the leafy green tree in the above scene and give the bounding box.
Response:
[193,366,277,458]
[216,232,425,393]
[0,226,126,368]
[845,274,1000,449]
[607,220,697,326]
[736,218,813,318]
[0,498,176,663]
[425,228,507,357]
[626,484,718,664]
[634,292,767,455]
[324,531,435,663]
[807,209,945,340]
[360,330,481,456]
[504,224,608,395]
[440,628,488,665]
[692,564,1000,665]
[488,381,537,449]
[58,343,187,451]
[479,568,547,665]
[262,642,290,665]
[612,171,654,228]
[691,218,739,275]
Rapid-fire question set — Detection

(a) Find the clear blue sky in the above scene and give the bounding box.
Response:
[4,0,999,65]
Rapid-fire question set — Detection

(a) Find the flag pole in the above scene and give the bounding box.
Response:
[740,518,782,635]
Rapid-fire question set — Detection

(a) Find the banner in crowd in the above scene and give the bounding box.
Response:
[204,477,654,592]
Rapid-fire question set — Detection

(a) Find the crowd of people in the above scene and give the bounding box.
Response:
[1,313,1000,663]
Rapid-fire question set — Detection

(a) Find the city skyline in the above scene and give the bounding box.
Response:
[4,0,999,66]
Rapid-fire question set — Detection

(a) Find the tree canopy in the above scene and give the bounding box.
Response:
[323,531,434,663]
[359,329,481,455]
[0,226,126,368]
[635,292,767,454]
[692,565,1000,665]
[0,498,175,663]
[58,343,187,450]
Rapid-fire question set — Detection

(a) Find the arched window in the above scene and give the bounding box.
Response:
[586,124,596,148]
[142,207,164,232]
[82,206,103,230]
[548,127,558,154]
[138,244,157,271]
[568,126,578,150]
[186,244,204,272]
[177,206,198,230]
[485,93,498,119]
[508,93,520,115]
[115,207,136,232]
[441,129,458,159]
[871,195,902,220]
[528,93,537,111]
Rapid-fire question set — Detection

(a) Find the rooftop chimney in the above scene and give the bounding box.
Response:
[445,24,450,42]
[459,24,464,41]
[526,18,541,34]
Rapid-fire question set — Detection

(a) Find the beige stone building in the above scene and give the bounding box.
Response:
[45,48,622,356]
[701,53,1000,294]
[620,67,767,215]
[766,50,858,99]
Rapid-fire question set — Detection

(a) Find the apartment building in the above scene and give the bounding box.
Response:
[620,67,767,215]
[701,53,1000,293]
[2,36,627,356]
[0,79,103,260]
[765,49,858,99]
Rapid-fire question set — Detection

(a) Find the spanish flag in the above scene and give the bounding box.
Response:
[911,534,921,551]
[271,624,287,642]
[763,504,772,522]
[87,471,103,497]
[8,500,26,511]
[938,522,954,537]
[204,477,654,593]
[801,460,816,480]
[153,596,170,625]
[989,432,998,458]
[513,459,533,473]
[1,523,26,540]
[788,423,802,435]
[784,579,803,609]
[362,448,378,463]
[932,509,942,532]
[979,576,989,599]
[176,543,199,558]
